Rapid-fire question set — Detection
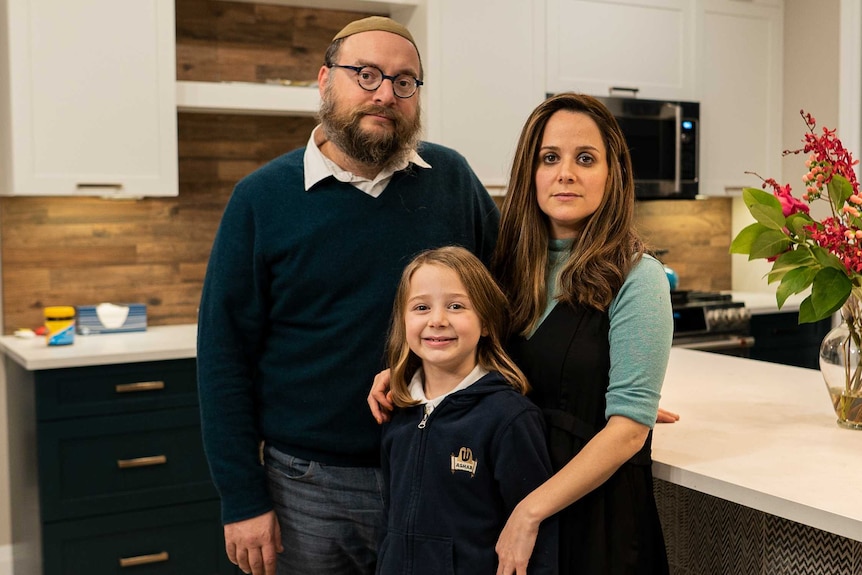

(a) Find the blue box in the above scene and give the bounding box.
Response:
[75,303,147,335]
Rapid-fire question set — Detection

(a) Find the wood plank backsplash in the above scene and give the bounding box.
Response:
[176,0,371,84]
[0,0,731,333]
[0,113,316,332]
[635,197,733,293]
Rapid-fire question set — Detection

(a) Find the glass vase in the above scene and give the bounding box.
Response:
[818,299,862,429]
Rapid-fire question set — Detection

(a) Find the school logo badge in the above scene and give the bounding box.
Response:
[450,446,478,477]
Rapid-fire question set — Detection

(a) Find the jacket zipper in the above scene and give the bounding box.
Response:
[406,401,437,572]
[417,403,433,429]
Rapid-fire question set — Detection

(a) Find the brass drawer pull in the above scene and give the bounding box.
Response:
[115,381,165,393]
[119,551,169,567]
[117,455,167,469]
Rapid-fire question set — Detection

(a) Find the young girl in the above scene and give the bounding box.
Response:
[376,246,558,575]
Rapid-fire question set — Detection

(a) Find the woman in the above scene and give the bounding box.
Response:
[491,92,671,574]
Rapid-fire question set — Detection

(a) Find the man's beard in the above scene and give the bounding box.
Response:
[319,85,422,171]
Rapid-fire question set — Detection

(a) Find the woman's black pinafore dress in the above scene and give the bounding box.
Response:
[508,302,669,575]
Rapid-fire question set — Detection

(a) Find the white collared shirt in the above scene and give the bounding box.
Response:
[303,125,431,198]
[407,364,490,413]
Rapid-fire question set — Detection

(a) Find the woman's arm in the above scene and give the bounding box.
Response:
[495,415,649,575]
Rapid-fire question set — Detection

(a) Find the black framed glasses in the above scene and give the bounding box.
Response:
[328,64,423,99]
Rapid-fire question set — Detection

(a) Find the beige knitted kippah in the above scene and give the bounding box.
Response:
[332,16,417,48]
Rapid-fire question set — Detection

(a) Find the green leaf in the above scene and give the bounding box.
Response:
[798,297,821,324]
[786,212,815,237]
[776,267,817,307]
[800,267,852,322]
[730,223,772,255]
[766,247,816,284]
[741,187,786,230]
[749,230,791,259]
[828,174,854,211]
[742,186,782,209]
[774,246,817,268]
[811,245,847,272]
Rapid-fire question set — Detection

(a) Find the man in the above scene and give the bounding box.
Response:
[197,16,499,575]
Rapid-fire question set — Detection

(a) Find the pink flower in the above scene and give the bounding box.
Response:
[763,179,810,216]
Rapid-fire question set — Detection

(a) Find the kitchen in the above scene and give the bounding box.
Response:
[0,0,860,573]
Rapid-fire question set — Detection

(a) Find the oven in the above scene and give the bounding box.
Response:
[670,291,753,357]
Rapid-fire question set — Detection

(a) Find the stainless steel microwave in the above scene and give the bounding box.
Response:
[594,95,700,200]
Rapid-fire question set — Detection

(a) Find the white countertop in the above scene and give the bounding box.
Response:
[1,325,858,540]
[0,324,197,370]
[653,347,862,541]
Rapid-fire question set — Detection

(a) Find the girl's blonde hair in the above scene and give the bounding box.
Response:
[491,92,646,336]
[386,246,529,407]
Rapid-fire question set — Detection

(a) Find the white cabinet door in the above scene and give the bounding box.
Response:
[424,0,545,189]
[0,0,177,197]
[698,0,783,197]
[546,0,697,101]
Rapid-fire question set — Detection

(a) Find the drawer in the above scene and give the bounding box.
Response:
[39,407,216,521]
[36,359,198,420]
[43,501,236,575]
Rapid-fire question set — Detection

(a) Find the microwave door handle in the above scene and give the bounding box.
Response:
[673,103,682,192]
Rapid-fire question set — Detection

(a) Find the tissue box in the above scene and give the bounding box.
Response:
[75,303,147,335]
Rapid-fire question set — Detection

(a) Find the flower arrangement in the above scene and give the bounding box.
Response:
[731,109,862,426]
[731,110,860,323]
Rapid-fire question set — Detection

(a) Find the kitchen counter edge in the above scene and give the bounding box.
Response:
[0,324,197,370]
[728,290,807,315]
[652,348,861,542]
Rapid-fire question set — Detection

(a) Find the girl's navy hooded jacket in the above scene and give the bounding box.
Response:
[377,371,558,575]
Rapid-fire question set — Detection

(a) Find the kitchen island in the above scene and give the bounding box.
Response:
[653,347,861,573]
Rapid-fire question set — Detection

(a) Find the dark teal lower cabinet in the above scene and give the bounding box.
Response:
[38,407,216,521]
[749,312,832,369]
[43,501,234,574]
[5,356,236,574]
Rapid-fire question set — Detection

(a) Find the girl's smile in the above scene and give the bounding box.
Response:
[405,263,486,396]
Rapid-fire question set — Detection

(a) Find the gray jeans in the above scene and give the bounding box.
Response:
[264,445,385,575]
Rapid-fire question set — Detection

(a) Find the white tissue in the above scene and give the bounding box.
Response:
[96,303,130,329]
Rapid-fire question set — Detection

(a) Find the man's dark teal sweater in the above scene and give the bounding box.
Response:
[197,142,500,524]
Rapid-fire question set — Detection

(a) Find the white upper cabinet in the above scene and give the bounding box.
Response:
[697,0,783,196]
[0,0,178,197]
[546,0,697,101]
[422,0,545,189]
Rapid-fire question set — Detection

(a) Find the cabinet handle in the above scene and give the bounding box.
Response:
[117,455,167,469]
[119,551,169,568]
[76,183,124,191]
[609,86,639,95]
[115,381,165,393]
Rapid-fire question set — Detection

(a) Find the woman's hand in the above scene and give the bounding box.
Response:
[495,502,540,575]
[367,368,395,424]
[656,407,680,423]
